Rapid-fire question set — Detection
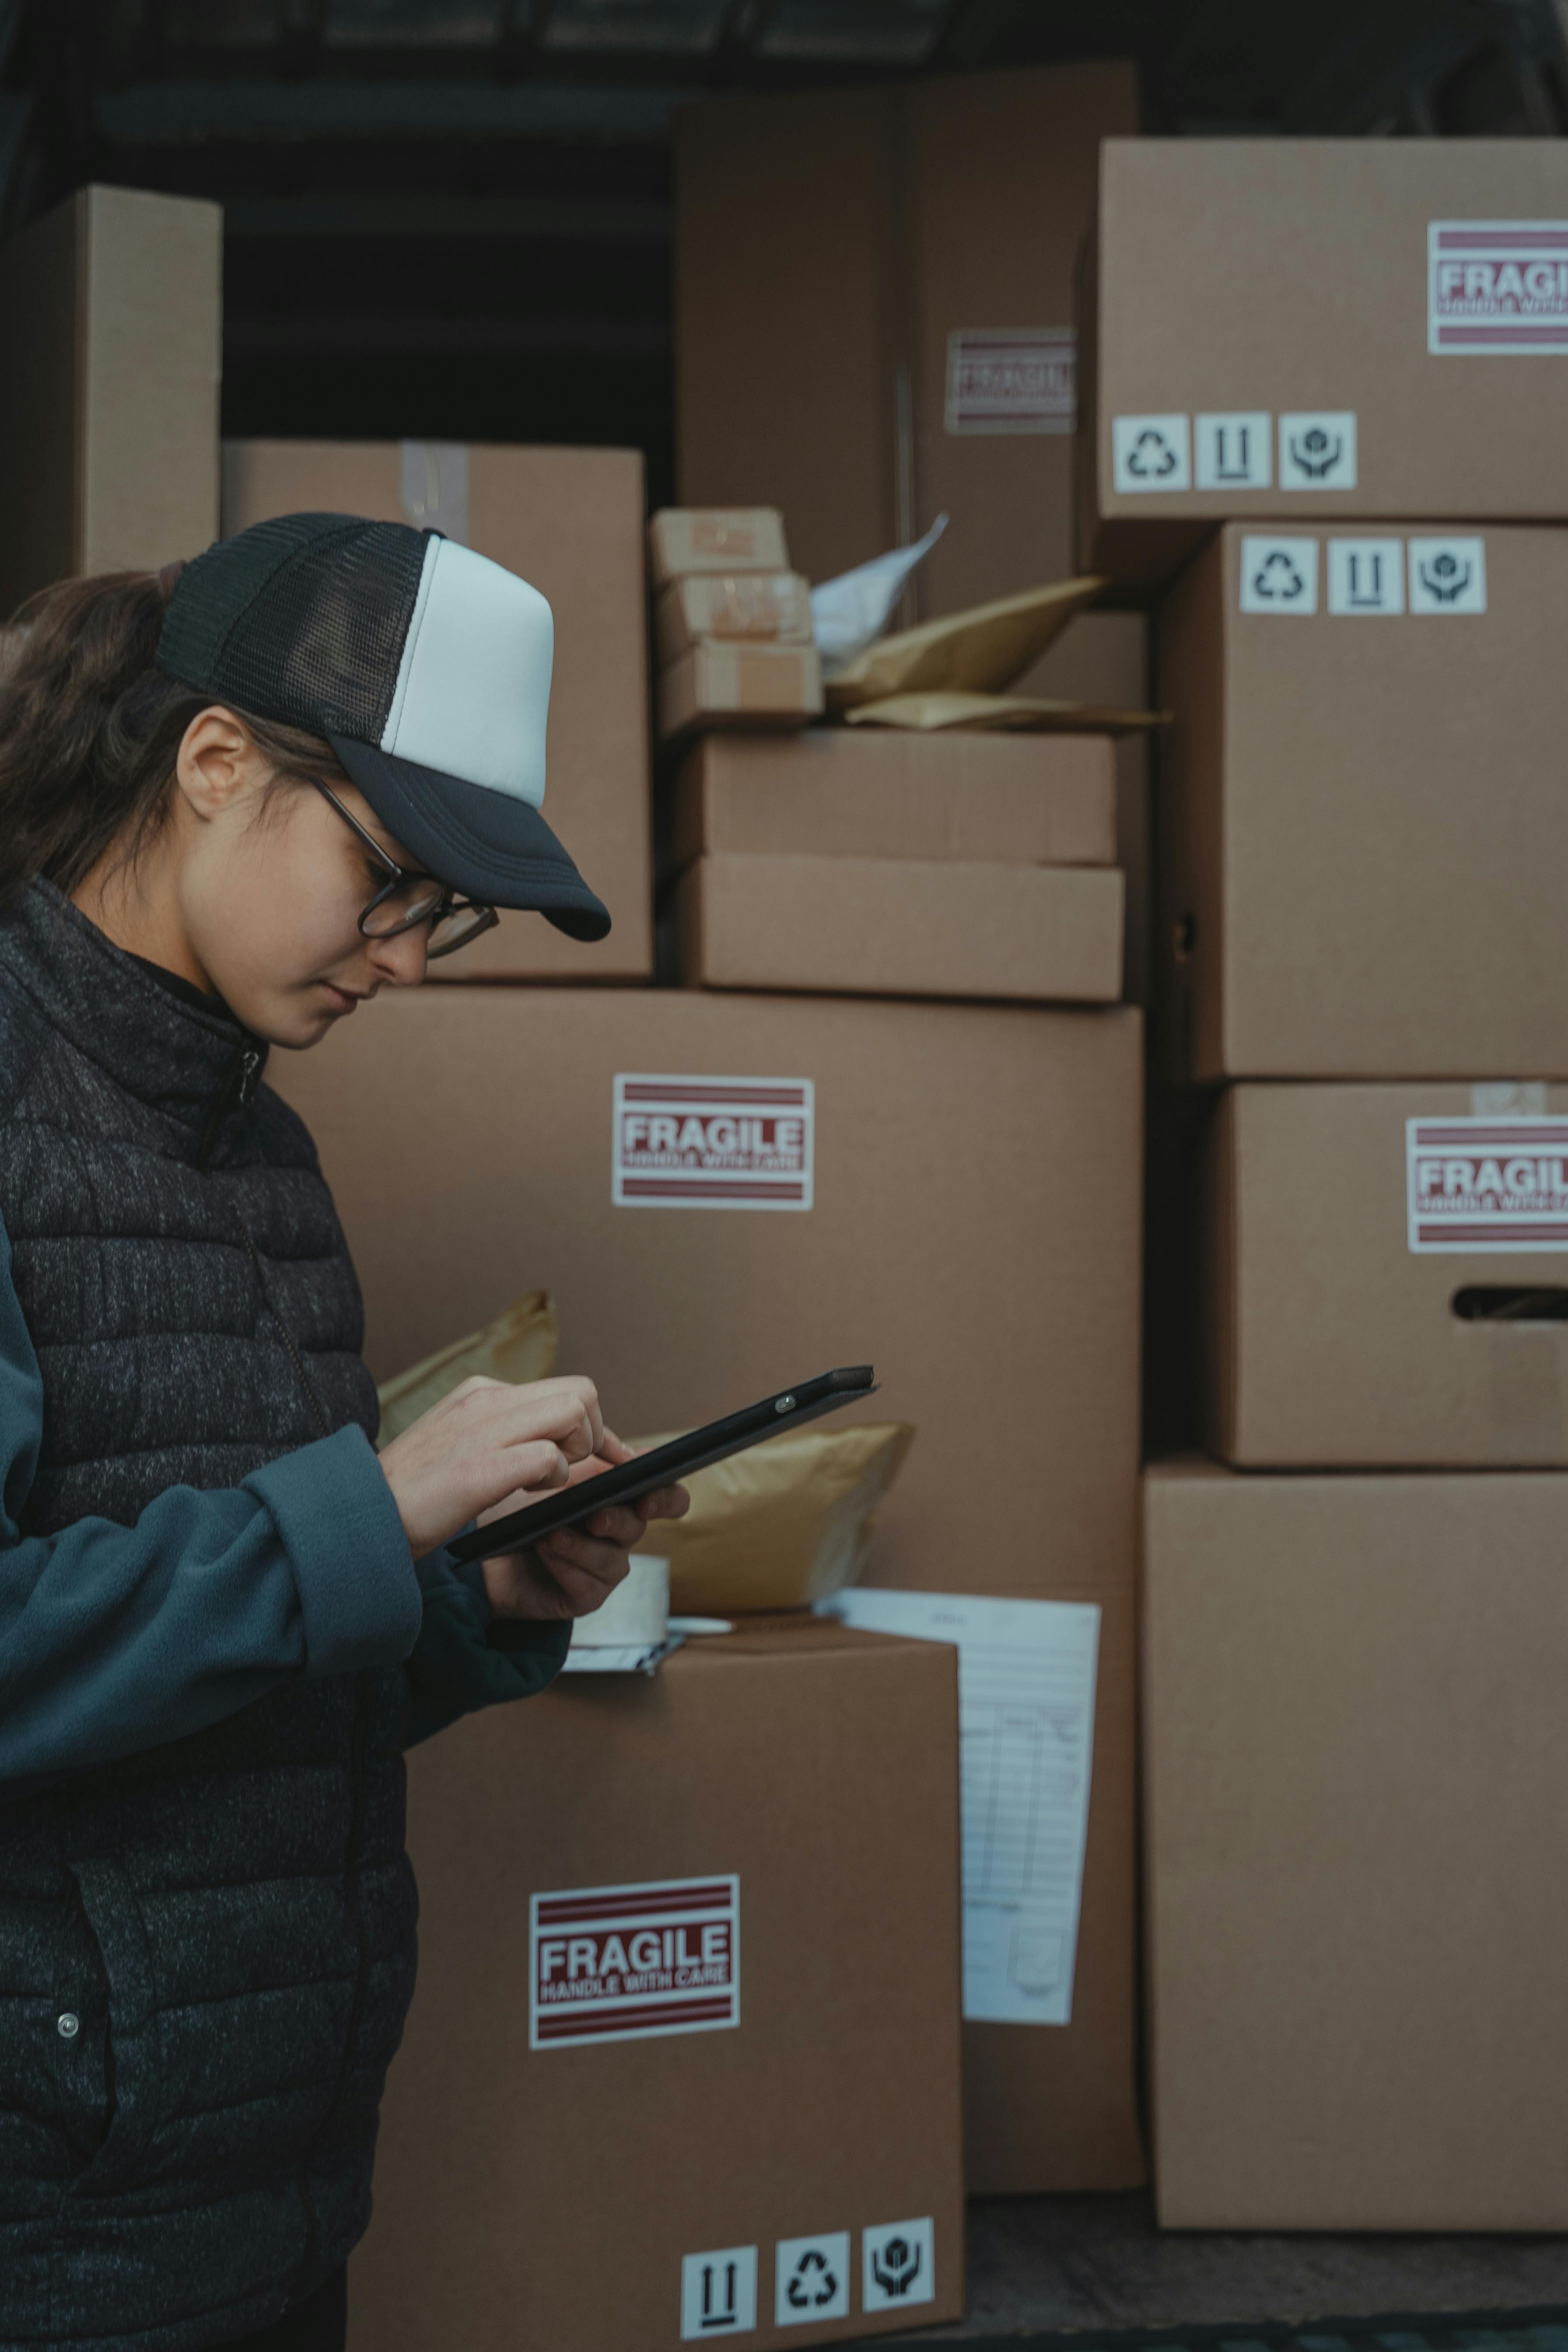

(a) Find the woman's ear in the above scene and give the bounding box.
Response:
[174,706,268,821]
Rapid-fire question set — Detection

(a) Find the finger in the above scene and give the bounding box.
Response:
[540,1522,637,1577]
[575,1502,650,1550]
[596,1428,637,1466]
[533,1550,623,1617]
[640,1482,691,1522]
[473,1442,570,1521]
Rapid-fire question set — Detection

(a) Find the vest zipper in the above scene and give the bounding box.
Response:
[196,1043,264,1175]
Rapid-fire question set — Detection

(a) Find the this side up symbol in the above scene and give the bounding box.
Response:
[1250,550,1306,602]
[872,2238,924,2300]
[786,2251,839,2311]
[1417,550,1472,604]
[1126,427,1177,480]
[1287,425,1343,480]
[699,2262,740,2331]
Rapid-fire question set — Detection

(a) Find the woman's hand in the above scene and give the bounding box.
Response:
[378,1374,609,1559]
[480,1431,690,1622]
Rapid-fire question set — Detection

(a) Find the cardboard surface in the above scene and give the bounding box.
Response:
[277,986,1145,2194]
[659,640,823,739]
[676,64,1137,600]
[1023,611,1151,1006]
[673,728,1117,870]
[0,184,221,612]
[656,572,813,665]
[648,507,790,583]
[221,440,652,982]
[676,854,1124,1004]
[1081,140,1568,590]
[349,1620,965,2348]
[1143,1459,1568,2229]
[1202,1082,1568,1467]
[1159,523,1568,1081]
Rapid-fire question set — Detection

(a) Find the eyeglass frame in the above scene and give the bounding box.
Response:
[308,777,498,960]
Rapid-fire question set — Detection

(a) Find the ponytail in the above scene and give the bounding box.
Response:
[0,567,345,909]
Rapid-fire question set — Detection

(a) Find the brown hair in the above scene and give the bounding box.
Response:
[0,567,347,909]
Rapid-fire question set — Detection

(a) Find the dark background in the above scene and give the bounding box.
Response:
[4,0,1565,505]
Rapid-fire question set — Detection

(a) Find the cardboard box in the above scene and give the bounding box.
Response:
[1158,523,1568,1082]
[656,573,813,666]
[350,1619,965,2348]
[0,184,221,612]
[673,728,1117,870]
[659,641,823,740]
[221,439,652,983]
[676,63,1138,602]
[1203,1081,1568,1468]
[1079,140,1568,592]
[648,507,790,584]
[1144,1458,1568,2229]
[276,987,1145,2194]
[676,855,1124,1004]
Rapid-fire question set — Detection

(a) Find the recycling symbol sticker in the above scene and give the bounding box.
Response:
[1112,413,1192,494]
[1407,537,1487,615]
[1238,536,1320,616]
[774,2232,849,2327]
[862,2216,936,2314]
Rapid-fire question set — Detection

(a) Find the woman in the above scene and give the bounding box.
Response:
[0,513,685,2352]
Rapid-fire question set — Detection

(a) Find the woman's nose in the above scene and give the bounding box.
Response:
[369,925,429,989]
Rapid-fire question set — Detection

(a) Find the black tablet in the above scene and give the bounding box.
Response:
[445,1365,878,1561]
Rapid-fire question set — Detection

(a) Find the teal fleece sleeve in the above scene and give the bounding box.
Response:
[0,1211,423,1785]
[402,1550,572,1748]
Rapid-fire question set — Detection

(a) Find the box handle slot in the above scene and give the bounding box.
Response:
[1452,1286,1568,1325]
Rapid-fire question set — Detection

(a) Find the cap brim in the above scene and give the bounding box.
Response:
[327,733,611,943]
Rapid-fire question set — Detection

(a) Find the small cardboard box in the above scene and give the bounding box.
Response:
[275,985,1145,2194]
[1079,139,1568,592]
[1158,522,1568,1082]
[659,641,823,740]
[0,184,221,612]
[1202,1082,1568,1468]
[656,572,813,666]
[676,854,1124,1004]
[349,1619,965,2349]
[1144,1458,1568,2229]
[648,507,790,584]
[673,728,1116,870]
[221,439,652,983]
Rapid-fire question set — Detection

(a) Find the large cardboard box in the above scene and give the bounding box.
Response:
[221,440,652,983]
[275,987,1145,2192]
[1080,140,1568,592]
[1143,1459,1568,2230]
[350,1619,965,2348]
[676,64,1138,603]
[1158,523,1568,1082]
[673,729,1116,869]
[1203,1082,1568,1468]
[676,856,1124,1004]
[0,184,221,612]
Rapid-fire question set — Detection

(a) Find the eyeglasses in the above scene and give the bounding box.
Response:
[310,779,499,962]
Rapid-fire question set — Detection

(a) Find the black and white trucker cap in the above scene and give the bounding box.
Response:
[155,511,610,940]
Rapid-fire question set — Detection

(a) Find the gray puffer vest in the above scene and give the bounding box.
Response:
[0,885,417,2350]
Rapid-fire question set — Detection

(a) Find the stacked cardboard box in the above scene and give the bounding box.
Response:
[650,507,822,741]
[1108,138,1568,2229]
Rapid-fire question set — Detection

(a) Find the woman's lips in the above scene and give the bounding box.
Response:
[320,982,360,1014]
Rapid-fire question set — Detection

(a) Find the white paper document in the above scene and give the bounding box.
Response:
[825,1590,1100,2025]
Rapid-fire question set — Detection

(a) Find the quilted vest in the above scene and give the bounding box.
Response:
[0,884,418,2351]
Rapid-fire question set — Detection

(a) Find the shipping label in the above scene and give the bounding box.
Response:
[945,328,1075,434]
[1407,1116,1568,1252]
[530,1874,740,2048]
[612,1073,813,1210]
[1429,221,1568,353]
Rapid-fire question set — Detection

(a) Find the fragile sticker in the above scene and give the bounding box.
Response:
[1111,414,1191,492]
[1429,221,1568,352]
[531,1874,740,2048]
[1407,536,1487,614]
[946,329,1075,434]
[1407,1116,1568,1252]
[1278,412,1357,490]
[1238,536,1319,614]
[613,1074,813,1210]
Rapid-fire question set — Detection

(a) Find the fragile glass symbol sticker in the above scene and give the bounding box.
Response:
[775,2233,850,2326]
[1239,537,1319,614]
[681,2246,757,2338]
[1111,414,1191,492]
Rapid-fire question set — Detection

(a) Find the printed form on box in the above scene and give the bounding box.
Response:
[825,1590,1099,2026]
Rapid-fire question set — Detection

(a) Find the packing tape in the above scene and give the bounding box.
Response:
[1471,1080,1548,1116]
